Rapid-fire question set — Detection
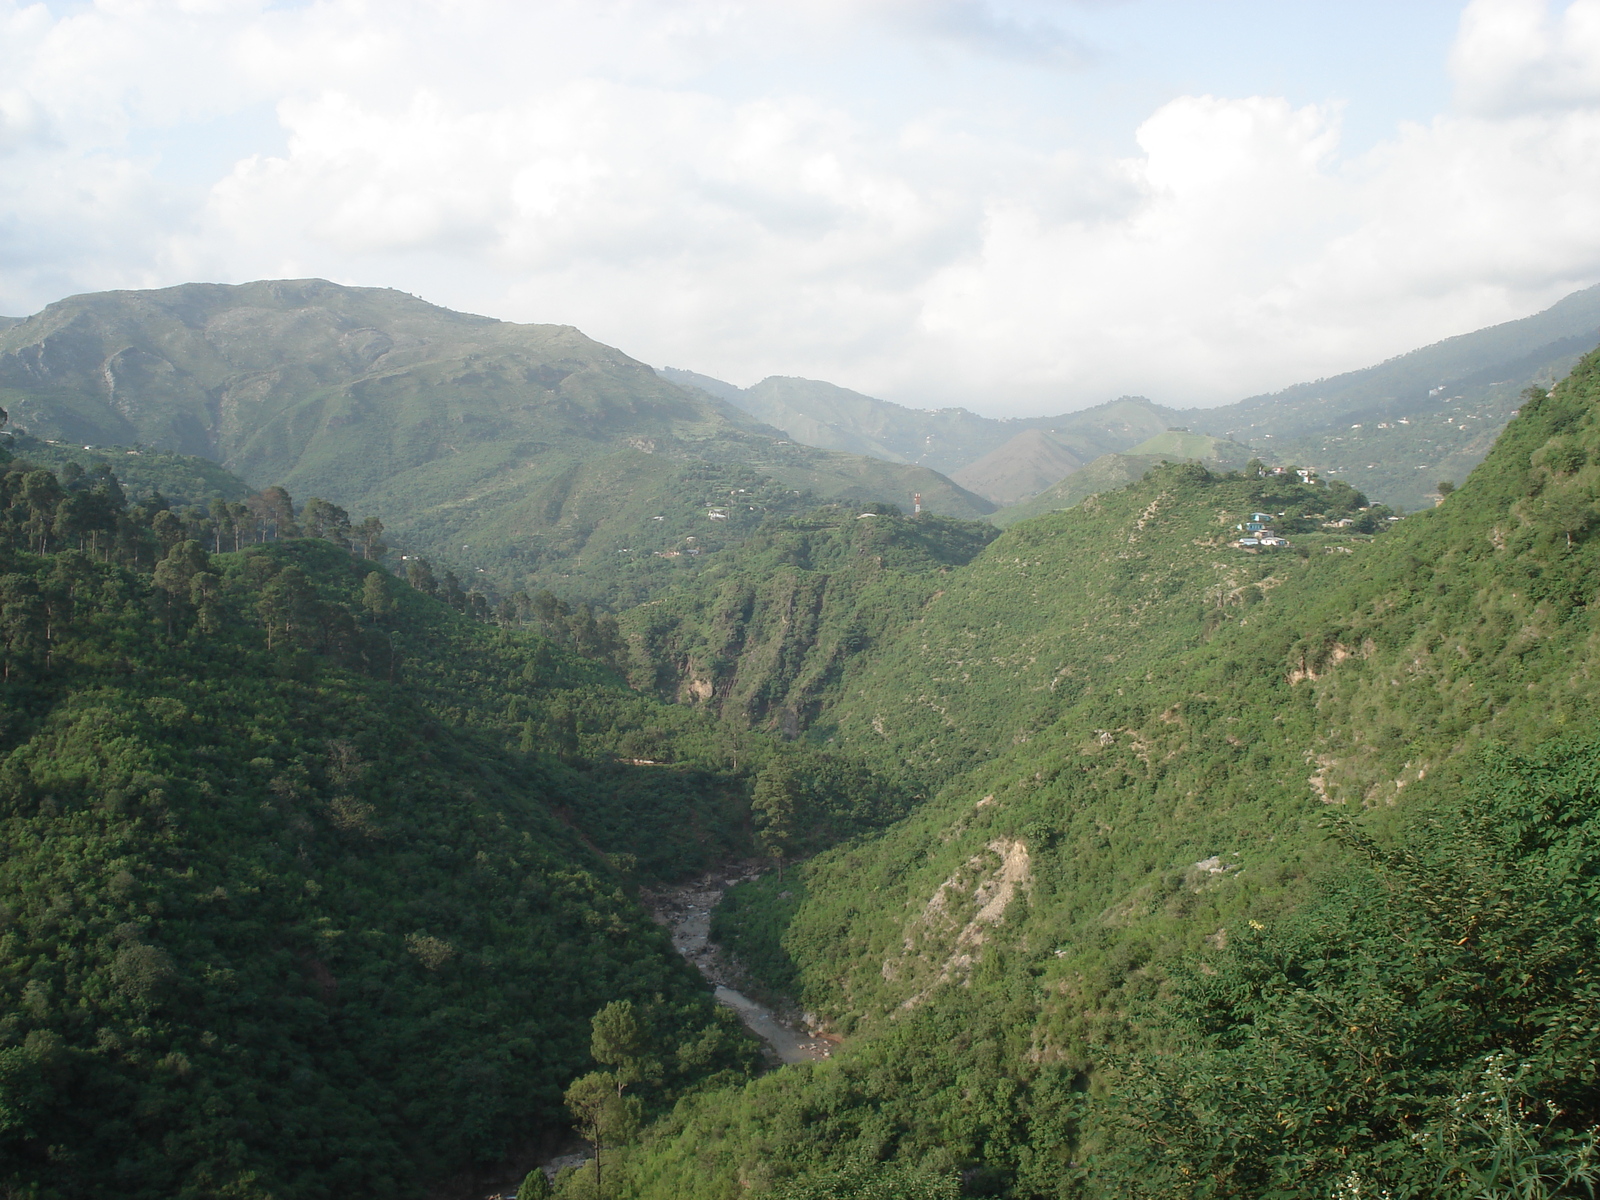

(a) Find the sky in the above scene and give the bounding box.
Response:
[4,0,1600,414]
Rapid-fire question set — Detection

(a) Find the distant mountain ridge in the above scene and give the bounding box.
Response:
[664,284,1600,514]
[1195,283,1600,439]
[1177,282,1600,510]
[0,280,994,601]
[658,366,1178,479]
[660,368,1011,469]
[949,429,1084,504]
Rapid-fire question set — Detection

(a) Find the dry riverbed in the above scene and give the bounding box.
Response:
[491,866,833,1197]
[641,863,834,1065]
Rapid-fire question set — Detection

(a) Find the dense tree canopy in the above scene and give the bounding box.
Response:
[0,456,782,1197]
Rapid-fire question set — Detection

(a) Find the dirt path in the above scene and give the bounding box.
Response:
[642,865,833,1065]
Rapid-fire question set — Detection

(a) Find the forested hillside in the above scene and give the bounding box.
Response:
[818,464,1387,783]
[621,506,996,735]
[590,354,1600,1198]
[7,436,252,509]
[0,433,926,1198]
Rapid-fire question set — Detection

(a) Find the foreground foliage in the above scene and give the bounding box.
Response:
[1090,742,1600,1198]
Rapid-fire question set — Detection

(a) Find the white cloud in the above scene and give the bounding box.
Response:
[875,0,1097,67]
[3,0,1600,412]
[1453,0,1600,115]
[911,76,1600,405]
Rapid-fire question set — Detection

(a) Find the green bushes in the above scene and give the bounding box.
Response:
[1085,740,1600,1197]
[710,875,805,996]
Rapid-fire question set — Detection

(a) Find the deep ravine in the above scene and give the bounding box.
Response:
[642,865,834,1065]
[510,866,836,1198]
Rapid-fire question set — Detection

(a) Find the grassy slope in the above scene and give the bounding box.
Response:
[948,430,1085,506]
[820,466,1378,783]
[1121,430,1256,464]
[991,453,1174,528]
[807,366,1600,1024]
[614,356,1600,1197]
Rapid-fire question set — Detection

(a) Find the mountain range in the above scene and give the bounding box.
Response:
[667,283,1600,514]
[657,368,1177,482]
[6,278,1597,598]
[4,272,1600,1199]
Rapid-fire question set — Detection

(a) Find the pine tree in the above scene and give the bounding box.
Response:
[752,758,801,881]
[361,571,393,622]
[590,1000,654,1096]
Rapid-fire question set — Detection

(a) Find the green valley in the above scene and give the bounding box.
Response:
[6,276,1600,1200]
[592,357,1600,1200]
[0,430,929,1197]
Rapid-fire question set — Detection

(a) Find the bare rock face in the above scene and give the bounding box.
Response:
[884,837,1033,1010]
